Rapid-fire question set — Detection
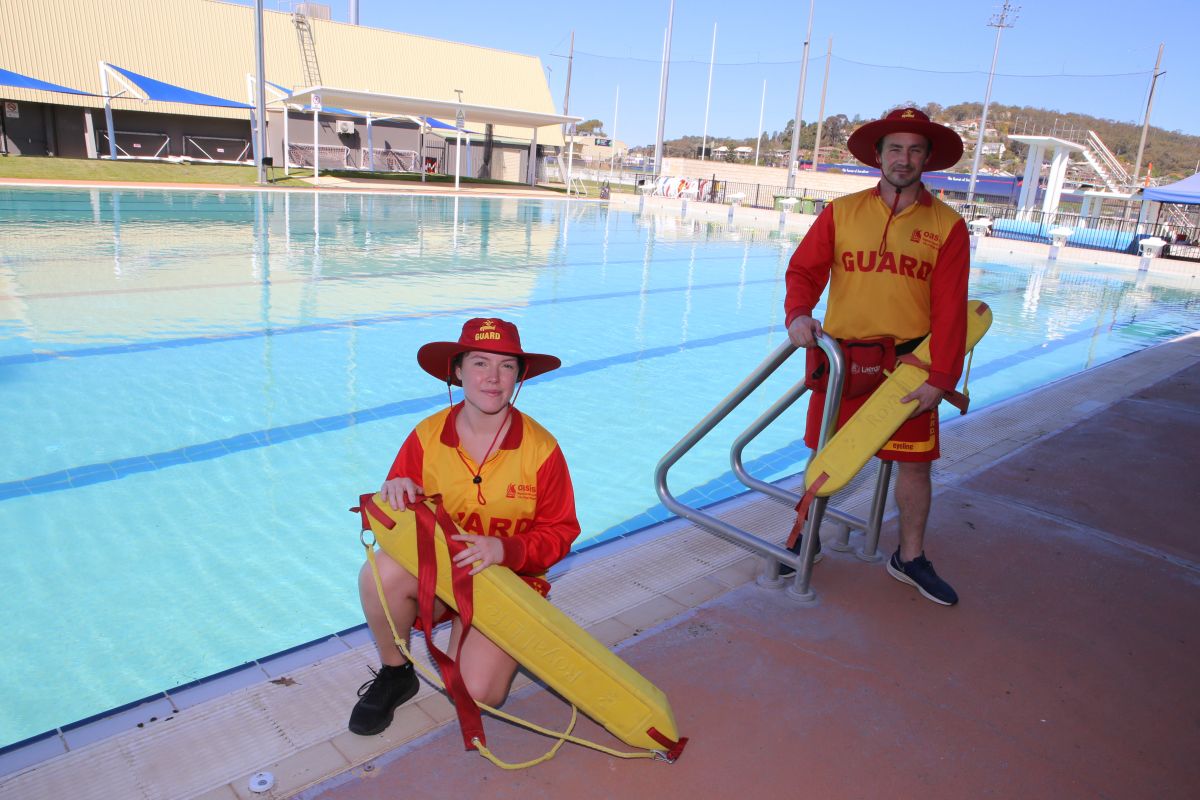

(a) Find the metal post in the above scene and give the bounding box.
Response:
[367,114,374,172]
[254,0,268,185]
[754,80,766,166]
[454,90,464,191]
[527,127,538,186]
[246,77,258,169]
[653,0,676,176]
[857,460,893,561]
[1131,43,1164,187]
[312,105,319,186]
[283,103,290,176]
[100,62,116,160]
[967,2,1016,205]
[812,37,832,172]
[786,0,814,190]
[700,22,716,161]
[562,31,574,191]
[609,85,620,180]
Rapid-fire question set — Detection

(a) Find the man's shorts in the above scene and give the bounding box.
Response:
[804,387,939,462]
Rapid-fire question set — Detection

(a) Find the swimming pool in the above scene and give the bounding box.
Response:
[1,187,1197,750]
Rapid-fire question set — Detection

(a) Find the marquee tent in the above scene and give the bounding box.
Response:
[1143,172,1200,205]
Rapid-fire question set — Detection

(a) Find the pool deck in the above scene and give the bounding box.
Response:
[1,312,1197,798]
[0,182,1197,798]
[300,336,1200,800]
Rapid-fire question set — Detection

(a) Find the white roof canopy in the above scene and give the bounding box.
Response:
[286,86,579,129]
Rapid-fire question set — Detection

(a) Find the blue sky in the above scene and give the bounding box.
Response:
[251,0,1197,146]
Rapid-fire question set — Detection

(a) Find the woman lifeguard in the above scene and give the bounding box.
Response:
[349,318,579,736]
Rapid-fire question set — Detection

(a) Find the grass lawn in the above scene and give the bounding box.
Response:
[0,156,592,195]
[0,155,310,187]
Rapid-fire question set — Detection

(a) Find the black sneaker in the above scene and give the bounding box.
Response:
[779,534,822,577]
[887,550,958,606]
[348,662,419,736]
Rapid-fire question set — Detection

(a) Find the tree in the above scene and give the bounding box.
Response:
[576,119,605,136]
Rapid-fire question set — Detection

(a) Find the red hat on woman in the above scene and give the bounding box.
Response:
[416,318,561,386]
[847,107,964,172]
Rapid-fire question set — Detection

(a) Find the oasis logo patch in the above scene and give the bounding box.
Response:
[909,228,942,249]
[506,482,537,500]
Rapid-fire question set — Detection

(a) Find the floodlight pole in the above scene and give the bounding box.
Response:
[786,0,814,190]
[700,22,716,162]
[1131,43,1164,188]
[254,0,268,185]
[966,1,1017,205]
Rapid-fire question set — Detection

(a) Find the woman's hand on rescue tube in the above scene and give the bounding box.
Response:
[787,315,823,348]
[380,477,422,511]
[451,534,505,576]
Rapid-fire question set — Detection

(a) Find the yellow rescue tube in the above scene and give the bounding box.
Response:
[805,299,994,497]
[362,495,684,755]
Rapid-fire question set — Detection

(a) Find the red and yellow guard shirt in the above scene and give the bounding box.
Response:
[784,184,970,391]
[386,404,580,594]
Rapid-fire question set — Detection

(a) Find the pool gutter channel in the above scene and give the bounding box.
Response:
[1,330,1198,800]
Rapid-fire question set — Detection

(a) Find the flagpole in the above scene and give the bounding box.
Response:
[754,80,766,166]
[700,22,716,162]
[786,0,814,190]
[652,0,676,176]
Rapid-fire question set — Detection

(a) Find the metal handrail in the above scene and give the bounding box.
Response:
[654,332,846,601]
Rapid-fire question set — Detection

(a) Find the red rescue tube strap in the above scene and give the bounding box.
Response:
[647,727,689,762]
[785,472,828,550]
[411,496,487,750]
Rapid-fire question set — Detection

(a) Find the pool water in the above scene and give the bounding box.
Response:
[0,188,1196,749]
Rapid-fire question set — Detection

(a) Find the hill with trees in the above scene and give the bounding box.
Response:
[632,102,1199,183]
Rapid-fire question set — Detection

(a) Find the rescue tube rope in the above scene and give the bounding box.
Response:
[362,540,667,768]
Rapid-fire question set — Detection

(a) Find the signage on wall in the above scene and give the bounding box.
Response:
[4,101,18,119]
[594,137,612,147]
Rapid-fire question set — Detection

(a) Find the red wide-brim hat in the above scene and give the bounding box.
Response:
[416,317,561,386]
[846,107,964,172]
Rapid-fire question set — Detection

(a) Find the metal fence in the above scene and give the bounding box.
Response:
[712,180,844,210]
[975,206,1200,260]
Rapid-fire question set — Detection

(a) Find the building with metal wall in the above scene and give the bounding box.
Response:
[0,0,564,179]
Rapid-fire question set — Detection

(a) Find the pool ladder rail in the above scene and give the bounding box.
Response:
[654,334,894,604]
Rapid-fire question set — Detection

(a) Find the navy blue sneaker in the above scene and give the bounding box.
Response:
[887,550,958,606]
[348,662,419,735]
[779,534,822,577]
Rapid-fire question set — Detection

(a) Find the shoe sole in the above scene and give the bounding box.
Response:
[347,680,420,736]
[887,560,955,606]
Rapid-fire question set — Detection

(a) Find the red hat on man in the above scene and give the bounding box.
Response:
[847,107,964,172]
[417,318,561,386]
